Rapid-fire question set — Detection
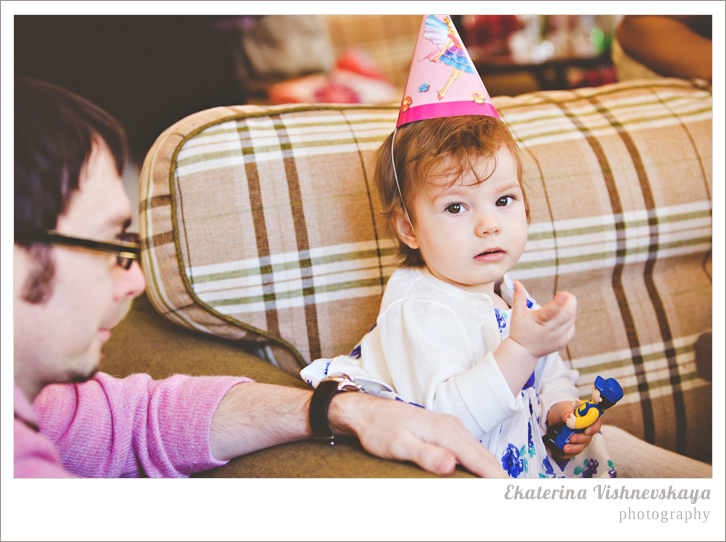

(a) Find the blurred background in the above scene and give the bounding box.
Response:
[18,14,712,229]
[15,14,624,161]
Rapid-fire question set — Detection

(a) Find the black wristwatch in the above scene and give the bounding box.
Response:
[309,374,363,442]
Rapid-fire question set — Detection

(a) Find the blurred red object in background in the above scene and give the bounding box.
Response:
[267,48,397,105]
[460,15,523,57]
[335,48,390,81]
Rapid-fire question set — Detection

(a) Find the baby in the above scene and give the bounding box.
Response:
[302,114,615,478]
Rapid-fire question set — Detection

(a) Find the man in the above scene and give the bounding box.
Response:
[14,76,506,478]
[614,15,712,82]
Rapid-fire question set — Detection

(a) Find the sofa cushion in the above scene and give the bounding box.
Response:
[139,78,712,460]
[101,293,476,477]
[140,104,400,374]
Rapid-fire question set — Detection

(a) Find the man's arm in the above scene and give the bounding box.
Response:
[616,16,712,80]
[209,382,507,478]
[34,373,249,478]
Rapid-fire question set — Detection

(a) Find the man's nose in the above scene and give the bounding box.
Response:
[115,260,146,300]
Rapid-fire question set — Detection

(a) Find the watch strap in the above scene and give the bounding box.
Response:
[309,376,362,439]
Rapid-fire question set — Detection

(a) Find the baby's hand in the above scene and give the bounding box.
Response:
[508,281,577,359]
[547,400,579,428]
[565,413,578,429]
[548,400,598,459]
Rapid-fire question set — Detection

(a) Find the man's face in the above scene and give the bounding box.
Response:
[14,143,145,400]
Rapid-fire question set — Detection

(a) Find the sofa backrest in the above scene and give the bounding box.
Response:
[139,78,712,454]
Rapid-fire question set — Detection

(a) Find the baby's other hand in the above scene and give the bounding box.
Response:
[509,281,577,359]
[537,290,577,326]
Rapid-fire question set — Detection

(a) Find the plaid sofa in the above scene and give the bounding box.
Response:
[103,78,712,477]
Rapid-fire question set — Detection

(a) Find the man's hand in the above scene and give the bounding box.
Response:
[329,392,508,478]
[211,382,507,478]
[508,281,577,359]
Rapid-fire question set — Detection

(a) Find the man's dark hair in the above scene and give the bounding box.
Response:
[14,76,128,302]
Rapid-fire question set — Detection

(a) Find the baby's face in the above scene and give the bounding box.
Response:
[404,147,528,296]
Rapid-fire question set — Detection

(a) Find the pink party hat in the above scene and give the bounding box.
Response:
[396,15,498,128]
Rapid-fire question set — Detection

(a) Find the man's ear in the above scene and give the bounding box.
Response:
[393,208,419,250]
[14,243,54,304]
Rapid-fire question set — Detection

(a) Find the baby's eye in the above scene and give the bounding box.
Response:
[496,196,514,207]
[445,203,464,214]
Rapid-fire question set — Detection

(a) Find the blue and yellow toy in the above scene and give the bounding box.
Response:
[544,375,623,455]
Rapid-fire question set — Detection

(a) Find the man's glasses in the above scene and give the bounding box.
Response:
[40,230,141,270]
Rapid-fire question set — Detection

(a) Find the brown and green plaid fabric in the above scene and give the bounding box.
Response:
[139,79,712,457]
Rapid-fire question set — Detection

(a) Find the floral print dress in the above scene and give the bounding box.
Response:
[487,306,617,479]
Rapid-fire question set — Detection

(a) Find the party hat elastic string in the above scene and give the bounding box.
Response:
[390,127,415,234]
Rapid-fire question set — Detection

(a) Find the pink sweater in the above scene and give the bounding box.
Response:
[14,373,250,478]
